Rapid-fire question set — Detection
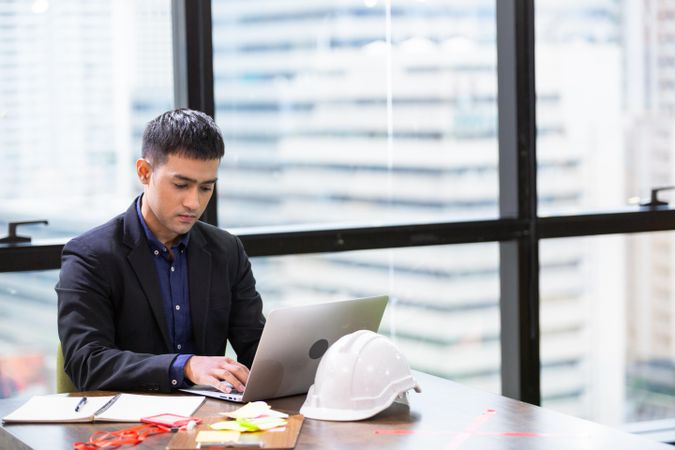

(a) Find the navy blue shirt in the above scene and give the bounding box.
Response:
[136,196,194,388]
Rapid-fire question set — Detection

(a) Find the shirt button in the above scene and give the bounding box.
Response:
[171,379,178,386]
[171,266,175,272]
[153,250,159,256]
[177,344,182,350]
[175,305,181,311]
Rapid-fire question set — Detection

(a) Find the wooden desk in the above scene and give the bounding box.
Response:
[0,371,670,449]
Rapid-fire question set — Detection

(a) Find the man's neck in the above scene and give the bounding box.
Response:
[140,197,179,249]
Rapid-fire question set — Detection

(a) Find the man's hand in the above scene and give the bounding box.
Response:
[184,356,249,393]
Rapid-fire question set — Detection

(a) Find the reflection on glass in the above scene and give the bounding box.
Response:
[250,243,501,394]
[541,233,675,426]
[212,0,499,227]
[0,0,173,239]
[0,271,59,398]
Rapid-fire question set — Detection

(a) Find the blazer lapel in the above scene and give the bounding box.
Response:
[122,200,172,351]
[188,226,212,354]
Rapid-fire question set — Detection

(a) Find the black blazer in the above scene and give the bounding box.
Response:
[56,200,265,392]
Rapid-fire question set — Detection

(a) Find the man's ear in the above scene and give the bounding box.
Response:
[136,159,152,185]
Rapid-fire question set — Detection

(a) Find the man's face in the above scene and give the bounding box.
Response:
[136,153,219,246]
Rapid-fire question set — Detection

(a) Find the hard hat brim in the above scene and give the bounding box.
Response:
[300,401,391,421]
[300,381,421,421]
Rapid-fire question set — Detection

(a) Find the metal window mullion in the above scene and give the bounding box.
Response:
[171,0,218,226]
[497,0,540,404]
[0,218,527,272]
[7,207,675,272]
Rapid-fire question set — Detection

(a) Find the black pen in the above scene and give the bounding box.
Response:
[74,397,87,412]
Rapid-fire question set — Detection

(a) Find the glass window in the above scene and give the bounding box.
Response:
[541,232,675,426]
[212,0,499,228]
[248,243,501,393]
[535,1,673,215]
[0,0,173,241]
[0,271,59,398]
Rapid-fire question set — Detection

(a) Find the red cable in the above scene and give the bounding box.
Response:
[73,423,172,449]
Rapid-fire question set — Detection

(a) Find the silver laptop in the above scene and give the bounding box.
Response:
[180,295,388,402]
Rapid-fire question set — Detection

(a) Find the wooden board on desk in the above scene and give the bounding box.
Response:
[167,414,304,450]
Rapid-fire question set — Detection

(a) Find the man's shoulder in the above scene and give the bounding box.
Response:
[192,221,245,257]
[191,223,249,275]
[64,212,126,252]
[193,221,238,244]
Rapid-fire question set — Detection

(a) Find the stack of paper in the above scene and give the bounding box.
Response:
[200,401,288,440]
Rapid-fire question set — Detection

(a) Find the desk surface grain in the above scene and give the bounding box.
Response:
[0,371,671,450]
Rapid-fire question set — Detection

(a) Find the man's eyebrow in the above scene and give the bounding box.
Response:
[173,174,218,184]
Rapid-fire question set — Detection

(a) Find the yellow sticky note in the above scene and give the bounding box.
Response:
[240,417,288,431]
[210,417,287,433]
[222,401,271,419]
[196,430,241,444]
[210,421,251,432]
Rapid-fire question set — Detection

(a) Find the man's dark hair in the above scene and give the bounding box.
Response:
[142,108,225,165]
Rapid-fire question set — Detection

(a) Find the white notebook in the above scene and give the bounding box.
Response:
[2,393,205,424]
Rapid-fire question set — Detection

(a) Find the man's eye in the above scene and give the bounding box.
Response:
[174,184,188,189]
[200,186,214,192]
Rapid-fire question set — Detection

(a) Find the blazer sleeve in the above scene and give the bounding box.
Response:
[56,237,176,392]
[227,236,266,367]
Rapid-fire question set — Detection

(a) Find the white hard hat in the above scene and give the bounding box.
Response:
[300,330,421,421]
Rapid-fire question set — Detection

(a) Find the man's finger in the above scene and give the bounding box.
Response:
[219,370,246,392]
[208,377,232,394]
[222,361,249,381]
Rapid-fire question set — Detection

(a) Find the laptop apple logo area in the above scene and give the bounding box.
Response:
[180,295,388,403]
[309,339,329,360]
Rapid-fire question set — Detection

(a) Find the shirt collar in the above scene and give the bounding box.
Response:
[135,195,190,252]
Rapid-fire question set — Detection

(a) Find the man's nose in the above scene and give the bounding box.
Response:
[183,187,200,210]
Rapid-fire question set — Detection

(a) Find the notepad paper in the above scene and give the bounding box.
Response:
[96,394,205,422]
[2,393,205,424]
[2,395,115,423]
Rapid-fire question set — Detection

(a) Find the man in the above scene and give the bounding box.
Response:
[57,109,265,394]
